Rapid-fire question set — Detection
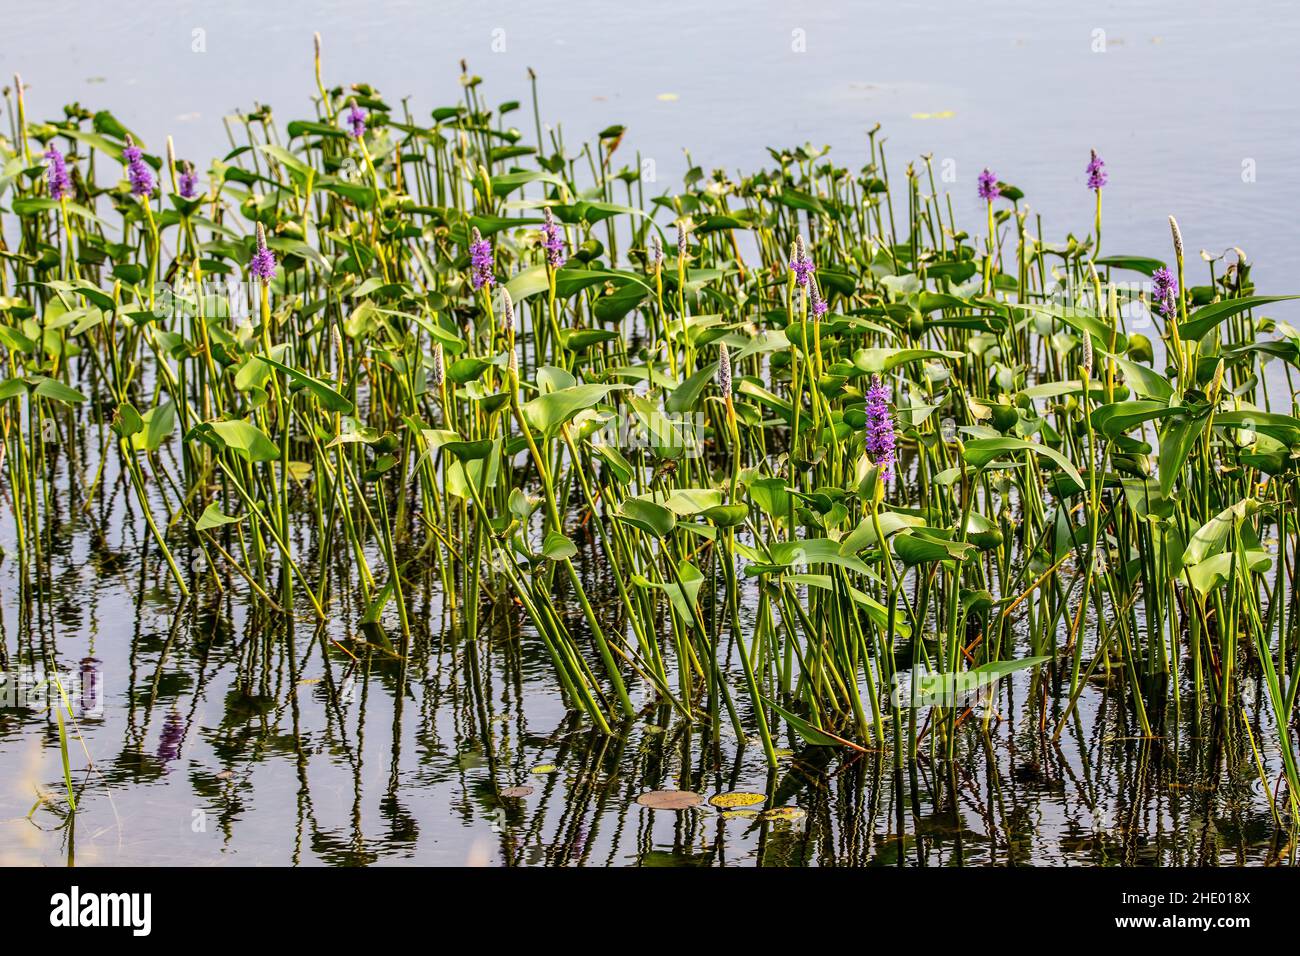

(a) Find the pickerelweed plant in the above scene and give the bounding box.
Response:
[1,49,1299,843]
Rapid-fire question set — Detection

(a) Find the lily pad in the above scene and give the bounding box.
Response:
[635,790,703,810]
[709,791,766,809]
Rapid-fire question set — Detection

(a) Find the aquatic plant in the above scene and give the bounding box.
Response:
[2,41,1299,850]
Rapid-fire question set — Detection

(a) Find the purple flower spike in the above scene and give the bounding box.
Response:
[346,103,368,140]
[789,235,814,286]
[43,145,70,201]
[179,162,198,199]
[1086,150,1107,191]
[977,168,1000,202]
[542,206,566,268]
[122,136,154,198]
[809,282,828,319]
[469,227,494,290]
[865,375,896,484]
[250,222,276,281]
[1151,266,1178,320]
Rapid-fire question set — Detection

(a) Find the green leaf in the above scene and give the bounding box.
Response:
[190,420,279,462]
[111,401,144,438]
[748,478,792,519]
[633,561,704,624]
[853,347,961,373]
[522,383,628,435]
[0,325,37,353]
[445,438,501,499]
[701,503,748,527]
[840,511,925,551]
[665,361,718,413]
[256,355,354,413]
[558,328,620,351]
[541,531,578,561]
[503,264,551,303]
[0,378,28,402]
[763,537,873,576]
[892,529,978,566]
[762,697,869,752]
[1089,400,1177,440]
[488,169,566,197]
[653,487,724,516]
[1157,411,1211,497]
[133,401,175,452]
[1214,410,1300,446]
[1109,351,1174,401]
[1023,303,1127,354]
[616,498,677,537]
[195,502,243,531]
[1185,549,1270,596]
[962,437,1084,492]
[627,394,697,459]
[31,377,87,405]
[1094,255,1165,275]
[784,573,912,637]
[1182,499,1257,567]
[258,144,315,185]
[1178,295,1300,342]
[908,656,1051,705]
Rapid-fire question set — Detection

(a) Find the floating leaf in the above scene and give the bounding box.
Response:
[635,790,703,810]
[709,792,766,809]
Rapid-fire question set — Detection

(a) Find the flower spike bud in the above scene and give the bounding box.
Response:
[717,341,732,396]
[500,287,515,334]
[1169,215,1184,263]
[432,342,445,388]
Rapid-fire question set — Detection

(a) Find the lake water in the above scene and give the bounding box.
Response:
[1,0,1297,866]
[7,0,1299,283]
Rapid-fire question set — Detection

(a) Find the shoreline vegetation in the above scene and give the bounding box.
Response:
[2,36,1299,859]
